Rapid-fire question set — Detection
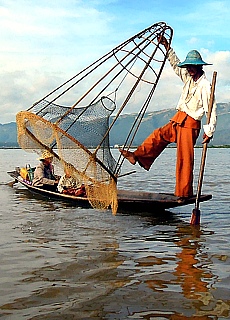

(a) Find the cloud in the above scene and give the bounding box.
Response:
[0,0,115,61]
[0,69,64,123]
[0,0,230,123]
[208,50,230,102]
[186,37,199,46]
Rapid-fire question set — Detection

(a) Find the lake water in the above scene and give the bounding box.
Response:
[0,148,229,319]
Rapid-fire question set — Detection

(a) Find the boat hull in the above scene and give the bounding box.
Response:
[7,170,212,214]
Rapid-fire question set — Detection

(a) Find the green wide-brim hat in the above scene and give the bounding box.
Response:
[177,50,212,68]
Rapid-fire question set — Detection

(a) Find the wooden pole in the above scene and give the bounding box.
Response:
[190,71,217,225]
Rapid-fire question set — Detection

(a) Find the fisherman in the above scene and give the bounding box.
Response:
[32,150,59,191]
[57,164,86,197]
[120,35,217,201]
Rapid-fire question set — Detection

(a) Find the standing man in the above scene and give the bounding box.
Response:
[120,35,217,200]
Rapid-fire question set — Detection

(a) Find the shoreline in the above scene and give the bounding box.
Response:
[1,145,230,149]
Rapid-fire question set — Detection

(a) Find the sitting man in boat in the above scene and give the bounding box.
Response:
[32,150,59,192]
[57,165,86,197]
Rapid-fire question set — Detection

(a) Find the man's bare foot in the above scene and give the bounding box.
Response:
[119,149,136,165]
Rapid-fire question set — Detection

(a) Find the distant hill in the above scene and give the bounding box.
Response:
[110,102,230,146]
[1,102,230,147]
[0,122,19,147]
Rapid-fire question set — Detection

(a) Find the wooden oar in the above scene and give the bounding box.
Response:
[190,71,217,225]
[7,180,18,187]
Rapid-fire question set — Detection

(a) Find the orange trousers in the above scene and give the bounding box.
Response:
[133,111,200,197]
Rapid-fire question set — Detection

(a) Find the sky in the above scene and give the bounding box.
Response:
[1,0,230,123]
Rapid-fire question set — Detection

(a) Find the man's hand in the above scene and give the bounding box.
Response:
[202,133,212,144]
[157,34,170,51]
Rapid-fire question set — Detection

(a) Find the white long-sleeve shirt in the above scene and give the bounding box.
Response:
[57,174,81,193]
[168,48,217,137]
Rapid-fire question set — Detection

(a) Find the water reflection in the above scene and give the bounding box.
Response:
[1,149,230,320]
[1,206,229,319]
[174,226,211,298]
[175,225,229,319]
[132,224,229,319]
[0,209,128,319]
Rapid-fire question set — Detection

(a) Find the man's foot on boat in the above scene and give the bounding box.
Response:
[177,196,193,203]
[119,149,136,165]
[177,197,187,203]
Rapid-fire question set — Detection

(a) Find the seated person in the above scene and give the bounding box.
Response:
[57,166,86,197]
[32,150,59,191]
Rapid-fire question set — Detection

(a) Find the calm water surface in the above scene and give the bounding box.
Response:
[0,148,229,319]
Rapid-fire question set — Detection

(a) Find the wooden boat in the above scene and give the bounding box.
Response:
[7,169,212,214]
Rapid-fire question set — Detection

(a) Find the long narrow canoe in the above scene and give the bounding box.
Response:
[7,170,212,214]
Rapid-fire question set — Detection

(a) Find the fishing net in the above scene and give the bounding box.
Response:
[16,21,173,214]
[17,97,118,213]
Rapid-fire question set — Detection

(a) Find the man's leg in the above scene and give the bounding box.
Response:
[120,122,176,170]
[175,127,200,197]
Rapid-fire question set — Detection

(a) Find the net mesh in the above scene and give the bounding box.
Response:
[17,97,118,213]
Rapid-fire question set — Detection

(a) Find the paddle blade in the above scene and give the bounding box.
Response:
[7,180,18,187]
[190,208,200,225]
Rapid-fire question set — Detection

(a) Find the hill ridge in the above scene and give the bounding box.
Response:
[1,103,230,147]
